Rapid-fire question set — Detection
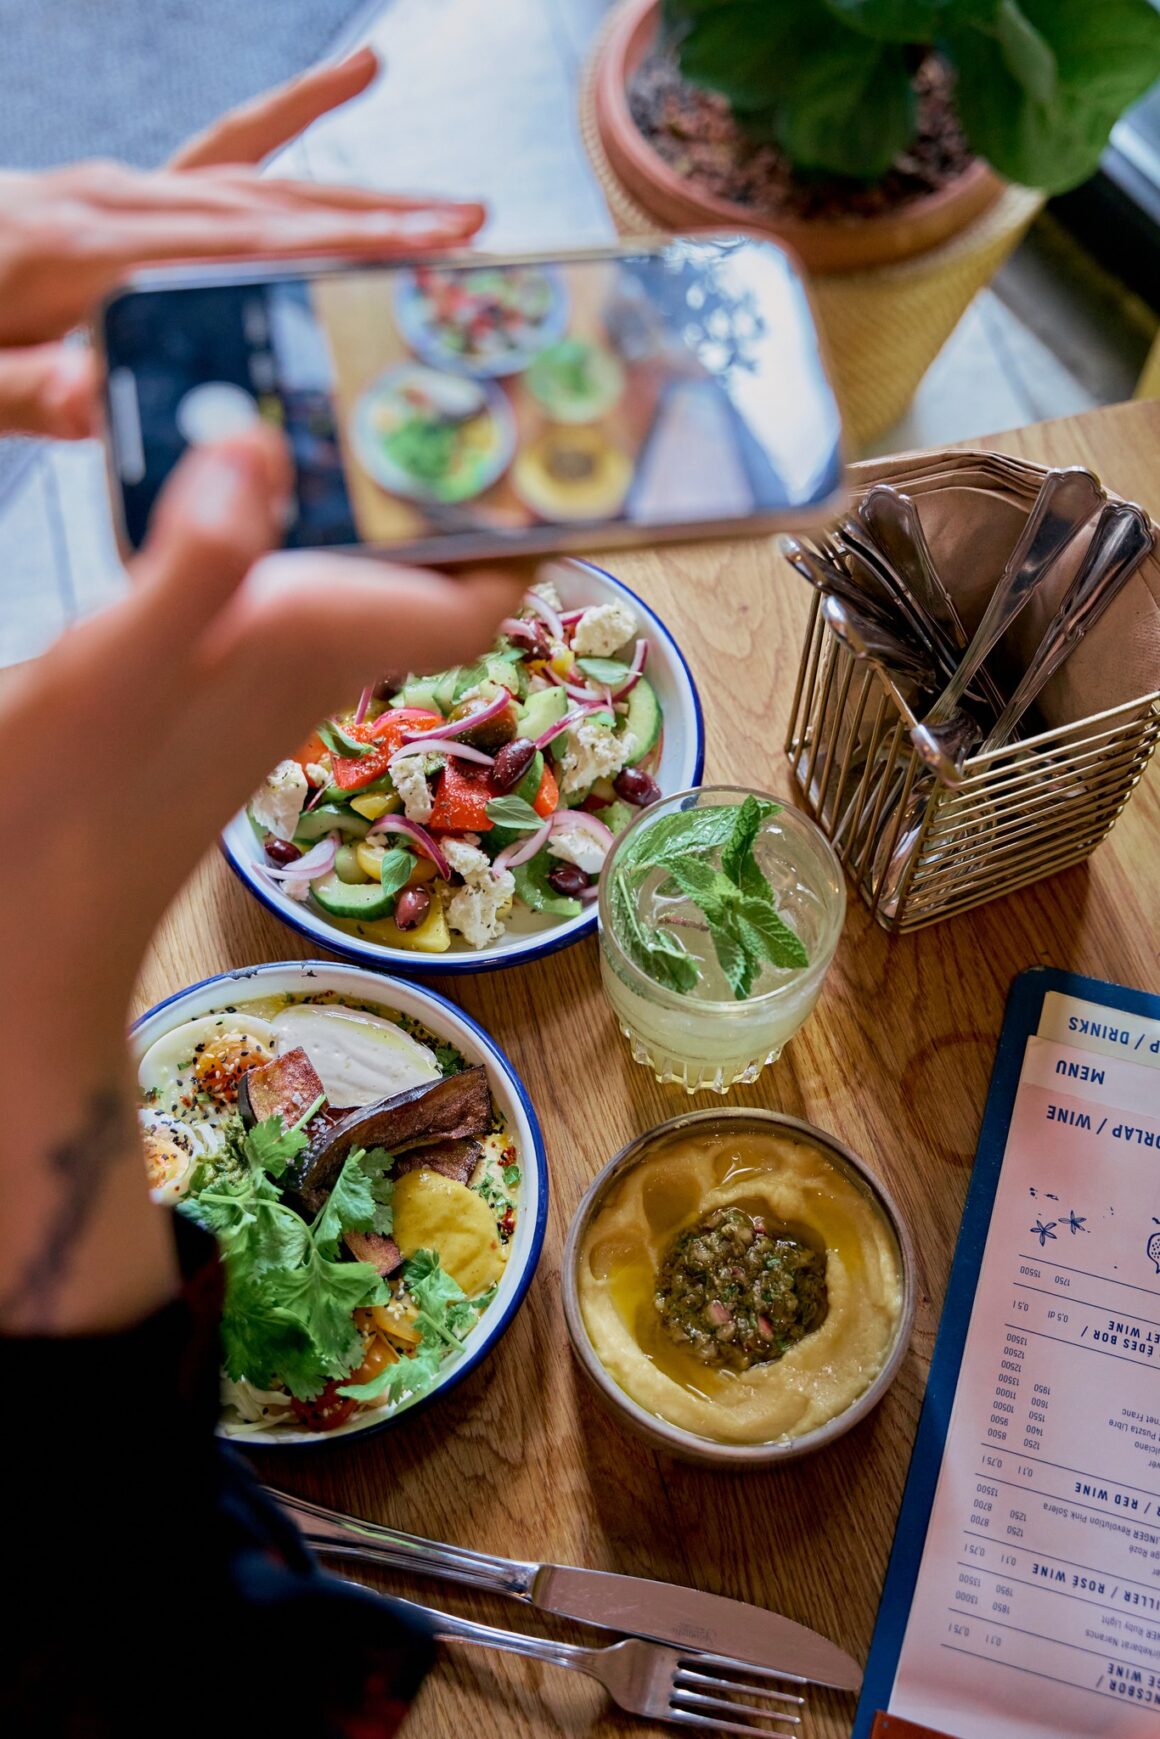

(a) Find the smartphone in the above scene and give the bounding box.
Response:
[99,236,844,564]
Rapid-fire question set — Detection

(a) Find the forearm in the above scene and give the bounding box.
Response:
[0,1041,177,1335]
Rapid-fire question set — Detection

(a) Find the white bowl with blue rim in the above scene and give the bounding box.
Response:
[131,959,548,1446]
[220,556,705,975]
[393,263,570,378]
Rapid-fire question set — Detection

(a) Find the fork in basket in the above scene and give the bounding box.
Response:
[372,1587,805,1733]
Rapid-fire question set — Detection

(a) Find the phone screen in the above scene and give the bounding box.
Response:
[103,238,842,559]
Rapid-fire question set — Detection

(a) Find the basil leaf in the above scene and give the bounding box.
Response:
[379,846,415,900]
[317,718,372,758]
[485,794,545,832]
[576,656,632,686]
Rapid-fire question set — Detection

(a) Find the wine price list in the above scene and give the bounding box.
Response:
[859,972,1160,1739]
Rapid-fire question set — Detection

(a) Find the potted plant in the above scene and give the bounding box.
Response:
[584,0,1160,441]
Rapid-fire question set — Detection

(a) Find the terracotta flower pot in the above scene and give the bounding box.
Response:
[592,0,1005,275]
[582,0,1043,445]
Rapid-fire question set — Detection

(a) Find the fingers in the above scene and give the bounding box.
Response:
[0,344,98,438]
[169,46,380,170]
[75,195,485,274]
[204,552,527,728]
[125,425,291,647]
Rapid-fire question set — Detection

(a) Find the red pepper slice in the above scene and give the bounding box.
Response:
[331,708,443,792]
[428,762,495,833]
[532,760,559,818]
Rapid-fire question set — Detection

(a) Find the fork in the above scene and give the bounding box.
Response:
[368,1587,805,1733]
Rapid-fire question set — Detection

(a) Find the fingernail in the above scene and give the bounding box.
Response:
[339,44,379,77]
[180,448,263,530]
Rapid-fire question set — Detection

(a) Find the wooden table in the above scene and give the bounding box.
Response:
[135,399,1160,1739]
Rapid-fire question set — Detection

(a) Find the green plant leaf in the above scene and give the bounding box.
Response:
[576,656,633,686]
[356,1145,397,1236]
[485,794,546,832]
[244,1113,309,1178]
[821,0,946,42]
[944,0,1160,192]
[378,846,415,900]
[317,718,371,758]
[777,39,917,179]
[732,893,811,970]
[670,0,818,116]
[311,1150,377,1258]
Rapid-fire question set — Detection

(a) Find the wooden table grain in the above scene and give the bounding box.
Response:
[133,398,1160,1739]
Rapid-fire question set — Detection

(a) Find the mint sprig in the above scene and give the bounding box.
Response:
[616,797,809,1001]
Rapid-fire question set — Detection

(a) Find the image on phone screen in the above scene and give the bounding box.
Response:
[104,237,843,558]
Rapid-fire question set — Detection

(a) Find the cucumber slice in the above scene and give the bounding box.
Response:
[621,677,661,765]
[311,871,398,920]
[596,799,636,836]
[517,685,567,742]
[512,852,581,918]
[293,804,371,843]
[394,678,441,711]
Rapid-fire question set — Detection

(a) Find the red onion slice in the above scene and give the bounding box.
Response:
[499,616,539,645]
[402,689,509,743]
[559,608,585,628]
[389,740,494,769]
[258,832,339,902]
[492,817,552,875]
[579,883,600,903]
[610,638,649,700]
[544,667,606,706]
[535,704,607,750]
[366,814,451,880]
[522,587,564,644]
[551,809,615,850]
[353,685,373,725]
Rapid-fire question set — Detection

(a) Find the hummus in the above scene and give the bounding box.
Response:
[578,1124,904,1445]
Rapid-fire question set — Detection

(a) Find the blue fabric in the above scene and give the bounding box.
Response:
[0,0,365,169]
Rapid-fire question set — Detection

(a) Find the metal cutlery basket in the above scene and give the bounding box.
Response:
[784,453,1160,933]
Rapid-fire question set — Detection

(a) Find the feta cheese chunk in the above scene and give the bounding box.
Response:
[442,835,492,882]
[558,718,634,795]
[548,828,608,875]
[443,836,516,947]
[391,754,435,825]
[571,602,638,659]
[529,573,563,611]
[250,759,308,840]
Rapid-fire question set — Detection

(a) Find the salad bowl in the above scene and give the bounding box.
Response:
[221,557,704,975]
[132,959,548,1446]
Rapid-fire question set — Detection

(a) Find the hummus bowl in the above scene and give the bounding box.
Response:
[562,1110,914,1467]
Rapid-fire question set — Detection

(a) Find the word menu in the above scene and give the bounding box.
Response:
[863,974,1160,1739]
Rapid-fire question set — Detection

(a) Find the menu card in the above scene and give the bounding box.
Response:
[857,969,1160,1739]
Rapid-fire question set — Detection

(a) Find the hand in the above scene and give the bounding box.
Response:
[0,48,482,436]
[0,425,524,1335]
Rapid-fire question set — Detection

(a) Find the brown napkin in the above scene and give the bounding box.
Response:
[848,448,1160,731]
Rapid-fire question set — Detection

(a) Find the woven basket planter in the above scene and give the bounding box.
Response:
[580,0,1043,449]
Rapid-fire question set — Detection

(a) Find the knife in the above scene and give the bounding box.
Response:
[270,1488,862,1692]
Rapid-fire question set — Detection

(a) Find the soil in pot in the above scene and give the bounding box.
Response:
[628,53,974,226]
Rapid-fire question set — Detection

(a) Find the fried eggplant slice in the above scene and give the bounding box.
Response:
[293,1065,492,1209]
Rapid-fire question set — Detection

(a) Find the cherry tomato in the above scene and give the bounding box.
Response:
[289,1380,358,1433]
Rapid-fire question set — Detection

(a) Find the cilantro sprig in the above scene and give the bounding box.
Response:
[613,797,809,1001]
[338,1250,489,1404]
[180,1113,387,1400]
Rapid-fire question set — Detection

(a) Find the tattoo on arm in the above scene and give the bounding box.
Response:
[0,1088,131,1329]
